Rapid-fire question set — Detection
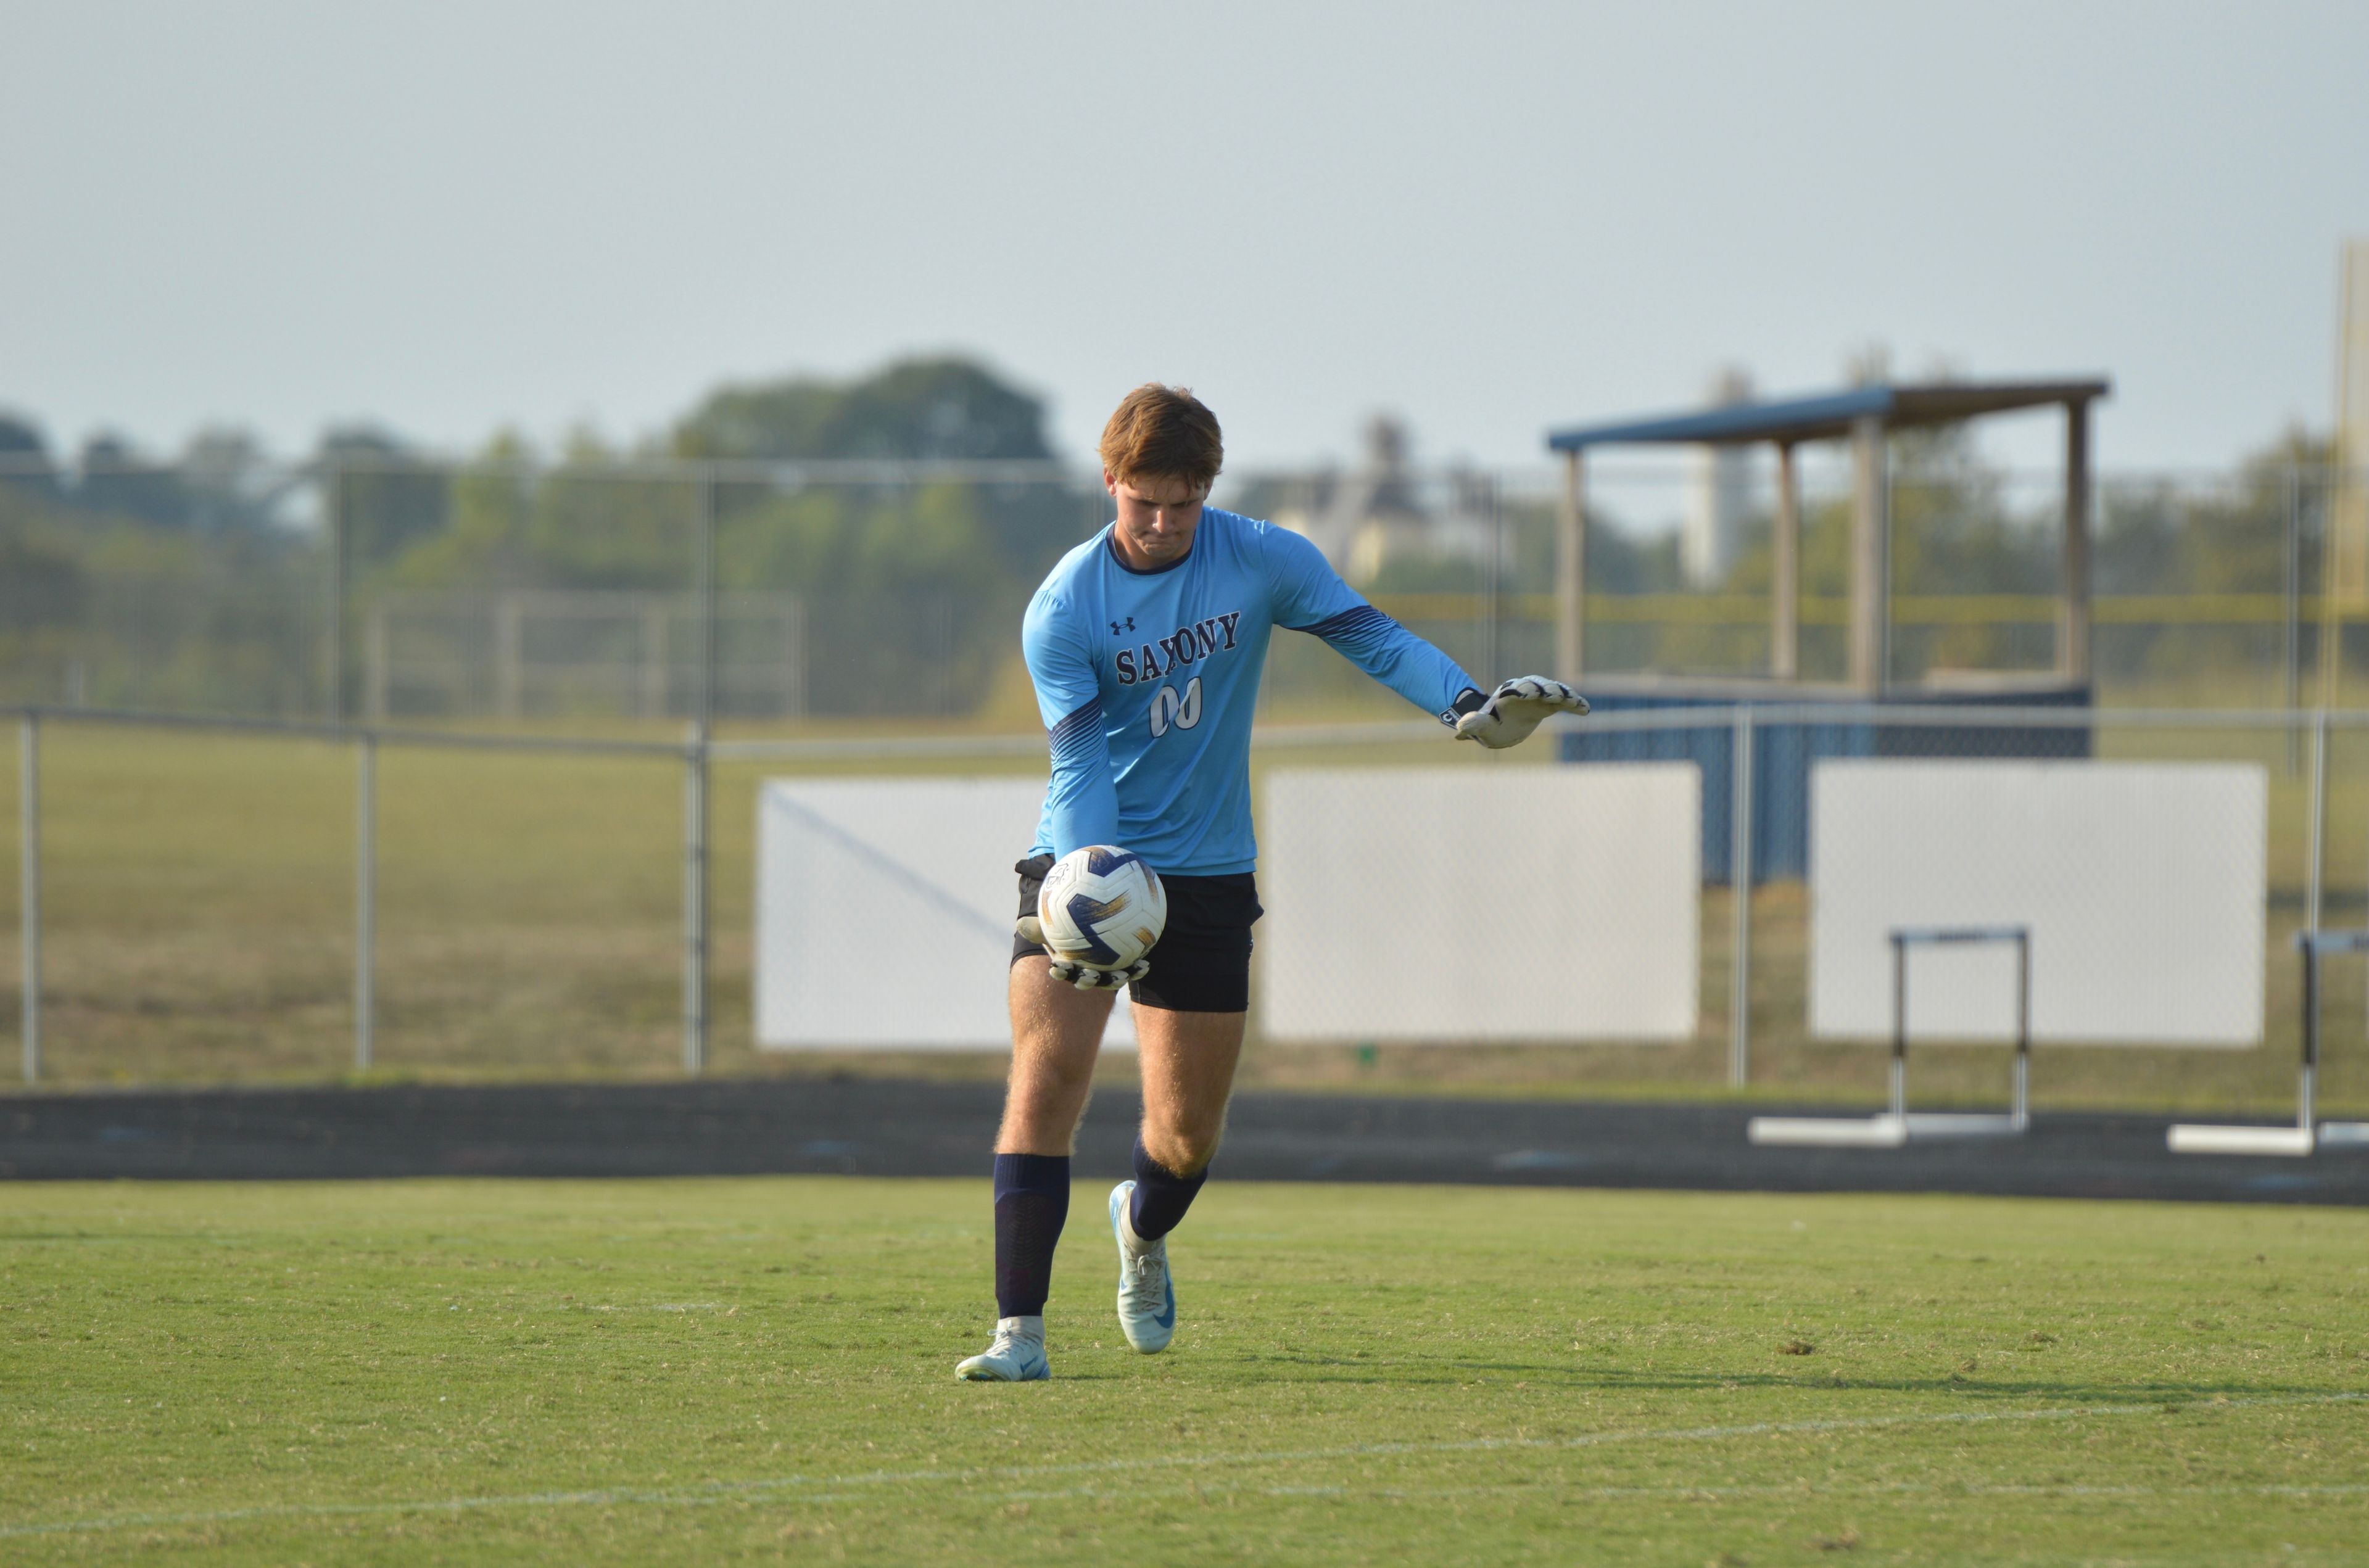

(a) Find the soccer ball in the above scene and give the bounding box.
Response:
[1038,846,1167,970]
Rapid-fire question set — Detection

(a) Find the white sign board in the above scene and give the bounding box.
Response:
[1262,765,1700,1042]
[1810,761,2265,1046]
[756,777,1133,1050]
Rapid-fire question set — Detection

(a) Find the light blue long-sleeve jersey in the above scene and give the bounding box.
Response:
[1025,506,1478,875]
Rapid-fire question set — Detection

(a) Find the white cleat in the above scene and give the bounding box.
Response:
[1109,1181,1176,1355]
[955,1316,1049,1382]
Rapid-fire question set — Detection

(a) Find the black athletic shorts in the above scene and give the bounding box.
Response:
[1011,853,1262,1013]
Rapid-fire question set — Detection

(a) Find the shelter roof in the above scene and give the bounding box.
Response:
[1545,378,2110,452]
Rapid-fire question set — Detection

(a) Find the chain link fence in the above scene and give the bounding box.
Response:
[4,452,2367,721]
[3,701,2367,1127]
[3,449,2369,1119]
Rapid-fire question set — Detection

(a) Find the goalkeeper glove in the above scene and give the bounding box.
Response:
[1016,912,1151,992]
[1049,955,1150,992]
[1448,676,1589,748]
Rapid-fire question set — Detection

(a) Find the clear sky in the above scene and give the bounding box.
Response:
[2,0,2363,481]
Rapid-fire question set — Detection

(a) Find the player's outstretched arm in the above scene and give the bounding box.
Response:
[1263,526,1489,722]
[1450,675,1589,748]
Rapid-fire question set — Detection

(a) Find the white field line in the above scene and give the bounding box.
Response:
[1001,1479,2369,1508]
[4,1390,2361,1541]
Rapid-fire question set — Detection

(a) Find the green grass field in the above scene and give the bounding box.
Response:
[3,1178,2365,1564]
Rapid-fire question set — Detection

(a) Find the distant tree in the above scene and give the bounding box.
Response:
[74,433,189,527]
[672,356,1055,463]
[179,427,286,534]
[0,532,87,635]
[2094,424,2330,597]
[0,412,59,500]
[321,425,451,567]
[679,355,1099,592]
[381,430,535,588]
[1365,551,1484,593]
[526,430,695,588]
[0,458,86,631]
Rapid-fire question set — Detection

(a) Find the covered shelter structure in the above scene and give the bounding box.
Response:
[1542,377,2113,891]
[1544,377,2111,693]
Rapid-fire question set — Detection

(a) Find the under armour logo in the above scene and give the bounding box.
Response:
[1110,617,1136,635]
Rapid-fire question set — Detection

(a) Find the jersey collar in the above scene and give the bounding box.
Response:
[1104,521,1197,577]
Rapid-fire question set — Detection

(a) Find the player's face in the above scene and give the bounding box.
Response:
[1106,470,1209,570]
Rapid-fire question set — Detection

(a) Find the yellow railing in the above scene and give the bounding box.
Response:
[1368,593,2312,627]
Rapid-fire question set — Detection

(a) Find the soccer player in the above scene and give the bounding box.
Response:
[957,385,1584,1381]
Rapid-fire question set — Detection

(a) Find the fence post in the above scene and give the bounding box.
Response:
[684,743,708,1075]
[1482,474,1502,686]
[355,732,375,1073]
[1556,451,1587,684]
[2013,929,2032,1133]
[325,461,345,721]
[19,714,39,1084]
[683,468,717,1075]
[494,594,523,719]
[785,596,807,722]
[2307,707,2329,936]
[1729,705,1755,1087]
[1888,933,1908,1123]
[2285,468,2304,775]
[2300,938,2318,1133]
[642,600,669,719]
[365,603,391,724]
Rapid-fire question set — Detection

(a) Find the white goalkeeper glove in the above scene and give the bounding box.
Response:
[1015,912,1151,992]
[1449,676,1589,749]
[1048,955,1150,991]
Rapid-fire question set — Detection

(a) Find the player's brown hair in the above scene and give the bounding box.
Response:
[1098,384,1223,489]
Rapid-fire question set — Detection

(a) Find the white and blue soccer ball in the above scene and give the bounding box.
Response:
[1038,846,1167,970]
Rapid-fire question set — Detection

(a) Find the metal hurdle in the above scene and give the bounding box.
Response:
[1750,925,2031,1148]
[2168,928,2369,1157]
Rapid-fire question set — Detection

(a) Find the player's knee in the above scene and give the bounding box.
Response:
[1019,1061,1089,1113]
[999,1079,1091,1149]
[1010,1050,1093,1108]
[1144,1120,1221,1176]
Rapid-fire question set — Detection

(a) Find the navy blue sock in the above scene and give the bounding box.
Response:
[992,1153,1070,1319]
[1127,1136,1208,1242]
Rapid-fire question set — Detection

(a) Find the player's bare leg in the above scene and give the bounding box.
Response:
[956,959,1115,1382]
[995,959,1116,1155]
[1134,1007,1246,1176]
[1110,1005,1246,1353]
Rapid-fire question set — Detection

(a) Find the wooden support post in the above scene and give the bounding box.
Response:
[1556,448,1587,684]
[1772,441,1800,681]
[2059,398,2093,683]
[1848,416,1889,692]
